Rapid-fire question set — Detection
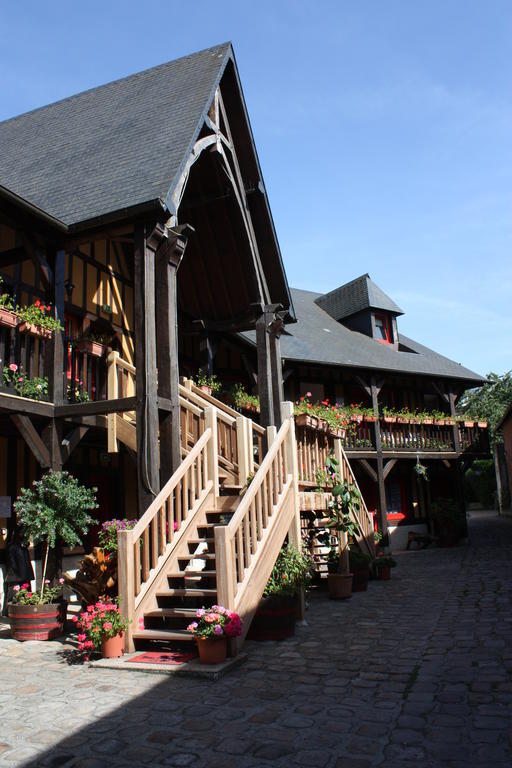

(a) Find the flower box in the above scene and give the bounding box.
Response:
[397,417,410,424]
[463,420,474,428]
[383,416,396,423]
[363,415,377,423]
[0,308,19,329]
[422,419,433,425]
[477,421,488,429]
[18,322,52,339]
[77,339,107,358]
[433,419,446,426]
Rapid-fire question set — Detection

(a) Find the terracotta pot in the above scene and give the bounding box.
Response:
[422,419,433,425]
[197,636,227,664]
[18,322,52,339]
[199,385,212,396]
[247,594,297,641]
[377,566,391,580]
[295,413,309,427]
[383,416,396,423]
[463,420,474,428]
[0,308,19,328]
[434,419,445,426]
[327,573,353,600]
[101,632,125,658]
[364,416,377,423]
[8,601,67,641]
[77,339,106,358]
[477,421,488,428]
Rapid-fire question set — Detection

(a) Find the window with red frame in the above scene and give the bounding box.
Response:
[374,312,392,344]
[385,479,407,521]
[65,313,80,381]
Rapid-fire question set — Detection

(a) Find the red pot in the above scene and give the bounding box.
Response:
[8,602,66,641]
[0,308,19,328]
[101,632,125,658]
[77,339,106,358]
[18,322,52,339]
[197,636,227,664]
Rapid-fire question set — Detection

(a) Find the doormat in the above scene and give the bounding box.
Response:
[126,650,197,665]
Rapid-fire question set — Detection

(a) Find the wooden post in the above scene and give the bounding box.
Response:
[205,406,219,499]
[236,415,249,486]
[371,376,389,548]
[214,524,235,610]
[256,310,274,430]
[449,389,467,533]
[50,249,66,406]
[281,401,304,620]
[246,417,255,475]
[155,225,190,486]
[269,317,285,429]
[117,529,135,652]
[134,225,160,514]
[107,351,119,452]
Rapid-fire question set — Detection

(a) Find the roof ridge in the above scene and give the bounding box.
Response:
[0,42,232,127]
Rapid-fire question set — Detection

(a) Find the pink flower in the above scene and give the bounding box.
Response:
[196,609,205,618]
[8,363,17,372]
[71,615,78,623]
[77,633,86,642]
[44,579,50,584]
[187,622,198,632]
[214,625,224,636]
[103,622,113,631]
[58,578,65,585]
[92,627,101,633]
[306,391,312,397]
[13,585,20,592]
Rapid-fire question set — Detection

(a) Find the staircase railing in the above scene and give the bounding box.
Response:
[117,418,218,651]
[215,402,301,648]
[333,439,376,559]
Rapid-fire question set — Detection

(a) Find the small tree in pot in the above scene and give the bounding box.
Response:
[321,480,361,599]
[9,471,98,640]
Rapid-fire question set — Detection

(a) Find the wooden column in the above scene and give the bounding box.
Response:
[256,307,274,429]
[269,316,285,429]
[155,224,191,486]
[449,389,467,534]
[134,225,160,514]
[371,376,389,547]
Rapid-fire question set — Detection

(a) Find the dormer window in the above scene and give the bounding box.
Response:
[375,312,392,344]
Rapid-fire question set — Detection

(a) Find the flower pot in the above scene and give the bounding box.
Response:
[351,567,370,592]
[434,419,445,426]
[8,601,67,641]
[383,416,396,423]
[0,308,19,329]
[463,420,474,428]
[364,416,377,423]
[101,632,125,658]
[422,419,433,425]
[196,636,227,664]
[200,385,212,396]
[477,421,488,428]
[377,566,391,581]
[77,339,107,358]
[18,322,52,339]
[327,573,353,600]
[247,594,297,641]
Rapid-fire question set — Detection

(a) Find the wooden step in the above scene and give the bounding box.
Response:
[132,628,194,642]
[144,608,198,618]
[156,588,217,598]
[168,570,217,579]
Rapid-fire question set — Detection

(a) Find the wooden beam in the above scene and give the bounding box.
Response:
[383,459,397,480]
[61,426,89,463]
[256,307,277,429]
[22,235,53,289]
[55,396,136,418]
[10,414,51,467]
[432,381,450,404]
[49,249,66,405]
[358,458,378,483]
[41,419,64,471]
[0,392,54,417]
[269,315,285,428]
[156,224,189,484]
[134,224,160,513]
[442,459,451,468]
[371,375,389,545]
[354,374,372,399]
[0,247,26,269]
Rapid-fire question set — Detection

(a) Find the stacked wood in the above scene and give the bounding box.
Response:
[64,547,117,606]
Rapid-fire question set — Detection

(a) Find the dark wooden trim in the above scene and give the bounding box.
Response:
[55,396,136,417]
[0,246,26,269]
[383,459,397,480]
[61,425,89,463]
[256,308,274,429]
[358,458,378,483]
[10,414,51,467]
[0,392,54,417]
[22,235,53,289]
[354,374,371,399]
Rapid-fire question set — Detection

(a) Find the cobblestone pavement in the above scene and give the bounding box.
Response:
[0,509,511,768]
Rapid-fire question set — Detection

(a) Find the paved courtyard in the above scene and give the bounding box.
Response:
[0,509,511,768]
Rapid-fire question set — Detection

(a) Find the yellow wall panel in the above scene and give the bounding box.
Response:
[86,263,99,313]
[71,254,84,307]
[110,274,122,324]
[123,285,134,332]
[121,333,134,365]
[21,259,35,287]
[95,240,107,266]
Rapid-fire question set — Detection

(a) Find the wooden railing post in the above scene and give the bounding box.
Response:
[246,417,255,475]
[205,406,219,498]
[214,524,236,611]
[334,437,344,480]
[107,351,119,452]
[236,415,249,486]
[282,401,304,620]
[117,529,135,652]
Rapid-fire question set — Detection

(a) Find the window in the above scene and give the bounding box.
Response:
[386,479,407,521]
[374,312,392,344]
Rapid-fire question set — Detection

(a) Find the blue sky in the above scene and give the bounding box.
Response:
[1,1,511,378]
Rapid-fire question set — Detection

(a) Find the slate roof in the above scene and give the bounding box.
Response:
[315,273,403,321]
[241,287,485,384]
[0,43,232,228]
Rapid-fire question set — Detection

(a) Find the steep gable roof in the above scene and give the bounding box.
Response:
[315,273,404,321]
[0,43,232,228]
[241,287,484,384]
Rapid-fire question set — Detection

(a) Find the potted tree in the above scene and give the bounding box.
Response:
[248,543,312,641]
[322,480,361,599]
[8,470,98,641]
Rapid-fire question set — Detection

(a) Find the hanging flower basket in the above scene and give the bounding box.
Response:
[0,308,19,329]
[18,322,52,340]
[77,339,107,358]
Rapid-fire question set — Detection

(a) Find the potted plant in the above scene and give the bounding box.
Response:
[76,329,111,358]
[248,543,312,641]
[322,479,361,599]
[349,548,372,592]
[9,579,66,640]
[73,599,130,660]
[3,363,48,400]
[0,277,19,329]
[9,470,98,641]
[187,605,242,664]
[374,555,397,580]
[17,299,63,339]
[194,368,221,396]
[414,460,429,482]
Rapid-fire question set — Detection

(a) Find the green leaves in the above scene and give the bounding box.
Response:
[459,371,512,444]
[13,470,98,549]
